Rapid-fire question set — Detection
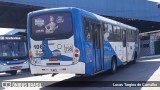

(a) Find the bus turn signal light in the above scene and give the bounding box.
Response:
[75,49,79,53]
[29,51,33,59]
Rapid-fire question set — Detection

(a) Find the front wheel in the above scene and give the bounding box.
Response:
[111,57,117,74]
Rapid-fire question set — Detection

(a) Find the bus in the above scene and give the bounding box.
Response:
[27,7,139,76]
[0,35,29,75]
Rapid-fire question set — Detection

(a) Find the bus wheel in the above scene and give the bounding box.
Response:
[111,57,117,74]
[7,70,17,76]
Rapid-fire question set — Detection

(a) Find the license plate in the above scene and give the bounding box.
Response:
[51,69,57,72]
[49,58,58,61]
[10,66,22,69]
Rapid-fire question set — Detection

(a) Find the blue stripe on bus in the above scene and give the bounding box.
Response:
[42,40,53,57]
[84,42,123,74]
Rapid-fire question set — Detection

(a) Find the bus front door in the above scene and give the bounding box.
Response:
[92,24,103,72]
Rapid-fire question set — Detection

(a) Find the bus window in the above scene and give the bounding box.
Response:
[104,23,108,32]
[127,30,132,42]
[107,24,113,41]
[95,24,100,48]
[123,30,126,47]
[31,12,73,40]
[0,42,27,59]
[113,26,117,34]
[84,19,92,41]
[117,26,121,34]
[103,23,109,41]
[92,23,100,49]
[108,24,113,33]
[117,26,122,41]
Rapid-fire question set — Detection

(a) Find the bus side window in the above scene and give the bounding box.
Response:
[84,19,92,41]
[135,31,138,43]
[94,24,101,48]
[107,24,113,41]
[103,23,109,41]
[117,26,122,41]
[127,29,131,42]
[122,30,126,47]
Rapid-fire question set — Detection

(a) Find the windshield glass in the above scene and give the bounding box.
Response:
[0,41,27,60]
[31,12,73,40]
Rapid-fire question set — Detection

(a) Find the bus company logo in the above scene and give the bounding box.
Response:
[2,82,12,88]
[57,44,62,49]
[56,16,64,23]
[35,18,45,27]
[64,45,73,53]
[52,50,61,56]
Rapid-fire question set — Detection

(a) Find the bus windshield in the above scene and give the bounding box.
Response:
[0,41,27,60]
[31,12,73,40]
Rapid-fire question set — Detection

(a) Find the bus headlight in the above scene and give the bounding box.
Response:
[24,61,28,64]
[1,63,7,66]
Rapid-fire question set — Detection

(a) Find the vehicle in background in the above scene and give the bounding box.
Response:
[27,7,139,76]
[0,29,29,75]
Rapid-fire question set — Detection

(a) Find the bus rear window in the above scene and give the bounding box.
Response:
[31,12,73,40]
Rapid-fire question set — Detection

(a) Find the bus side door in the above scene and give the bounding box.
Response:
[126,30,134,62]
[91,23,103,72]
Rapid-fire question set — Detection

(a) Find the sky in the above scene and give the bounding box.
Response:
[0,28,26,35]
[148,0,160,3]
[0,28,14,35]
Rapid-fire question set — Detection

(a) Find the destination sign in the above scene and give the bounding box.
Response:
[0,36,23,40]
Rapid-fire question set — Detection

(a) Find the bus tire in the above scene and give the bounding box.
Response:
[133,52,137,64]
[7,70,17,76]
[111,56,117,74]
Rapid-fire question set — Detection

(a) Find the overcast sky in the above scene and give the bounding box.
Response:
[0,28,14,35]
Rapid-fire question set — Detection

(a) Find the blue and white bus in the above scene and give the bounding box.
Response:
[27,7,139,76]
[0,35,29,75]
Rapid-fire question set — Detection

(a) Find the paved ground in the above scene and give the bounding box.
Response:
[0,56,160,90]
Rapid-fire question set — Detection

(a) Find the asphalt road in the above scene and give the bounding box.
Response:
[0,56,160,90]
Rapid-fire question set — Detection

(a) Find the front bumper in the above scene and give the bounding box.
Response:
[0,62,29,72]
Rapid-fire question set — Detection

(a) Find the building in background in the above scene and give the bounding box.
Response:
[140,30,160,56]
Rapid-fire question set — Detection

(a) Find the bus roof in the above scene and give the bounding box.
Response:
[78,8,138,31]
[29,7,138,31]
